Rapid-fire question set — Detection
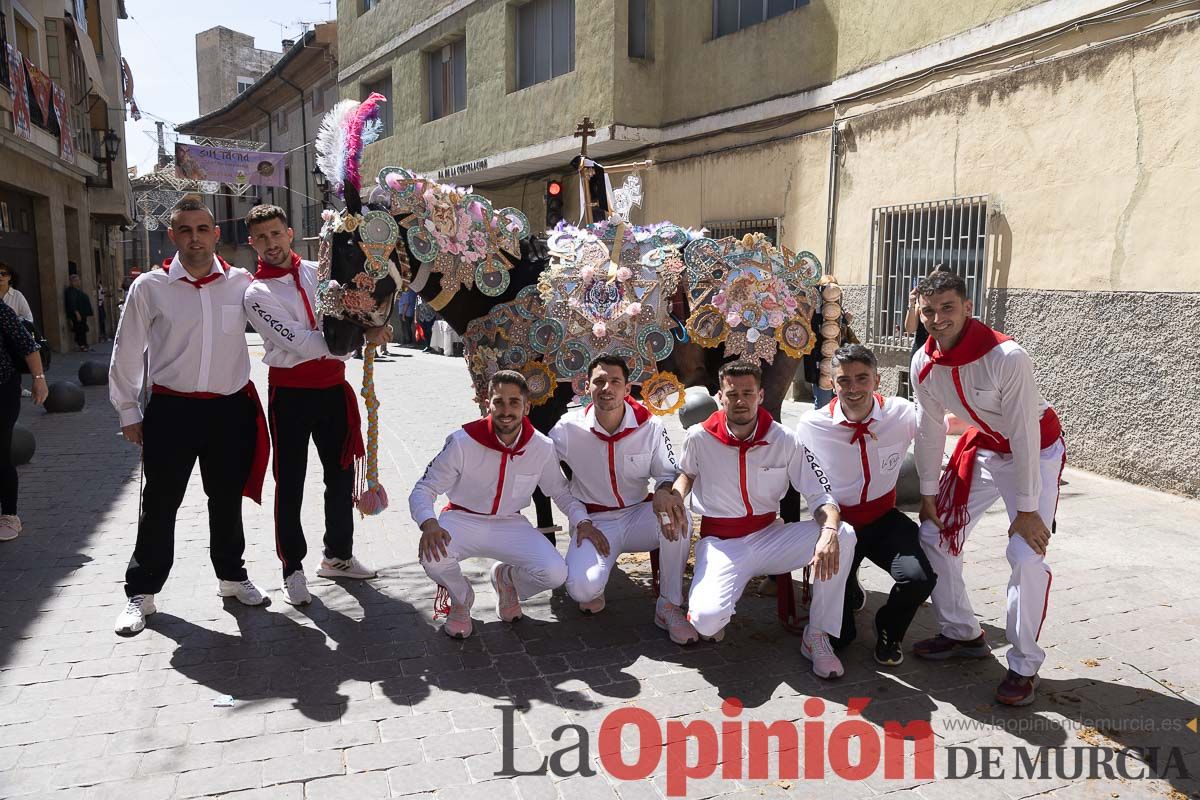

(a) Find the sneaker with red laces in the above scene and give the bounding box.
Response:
[801,625,844,679]
[578,594,605,614]
[995,669,1040,706]
[490,563,522,622]
[443,586,475,639]
[913,632,990,660]
[655,598,698,645]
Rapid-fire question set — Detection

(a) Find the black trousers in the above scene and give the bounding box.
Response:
[269,385,354,577]
[125,393,256,597]
[0,375,20,515]
[72,318,88,348]
[834,508,937,646]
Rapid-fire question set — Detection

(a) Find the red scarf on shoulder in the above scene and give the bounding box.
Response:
[254,252,315,329]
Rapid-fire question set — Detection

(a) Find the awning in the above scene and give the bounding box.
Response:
[64,13,110,105]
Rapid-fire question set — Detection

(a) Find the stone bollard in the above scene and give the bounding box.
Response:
[896,451,921,505]
[679,386,717,429]
[10,424,34,465]
[78,361,109,386]
[44,381,85,413]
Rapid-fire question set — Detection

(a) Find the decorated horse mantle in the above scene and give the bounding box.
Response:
[460,219,701,414]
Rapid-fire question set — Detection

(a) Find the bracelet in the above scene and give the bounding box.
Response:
[820,525,839,533]
[31,374,45,381]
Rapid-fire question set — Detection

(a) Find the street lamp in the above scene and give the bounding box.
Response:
[312,164,331,205]
[88,128,122,189]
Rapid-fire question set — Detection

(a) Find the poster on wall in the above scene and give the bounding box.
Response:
[5,45,31,142]
[51,84,76,163]
[174,143,285,188]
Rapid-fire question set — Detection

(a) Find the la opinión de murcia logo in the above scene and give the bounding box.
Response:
[493,698,1194,796]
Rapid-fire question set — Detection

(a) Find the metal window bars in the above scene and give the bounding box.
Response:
[703,217,780,246]
[866,195,990,352]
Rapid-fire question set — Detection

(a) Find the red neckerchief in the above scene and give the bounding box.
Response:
[254,252,315,329]
[463,416,536,458]
[701,407,774,449]
[830,394,884,444]
[165,255,230,289]
[917,318,1011,383]
[587,397,651,443]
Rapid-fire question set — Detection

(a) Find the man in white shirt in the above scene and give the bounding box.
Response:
[410,370,598,639]
[549,355,697,645]
[796,344,936,667]
[671,361,855,679]
[911,271,1065,706]
[243,205,390,606]
[109,196,269,635]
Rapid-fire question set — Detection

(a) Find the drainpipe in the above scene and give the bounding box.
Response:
[824,118,841,276]
[280,74,309,240]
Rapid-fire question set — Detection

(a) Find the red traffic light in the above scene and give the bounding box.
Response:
[547,180,563,197]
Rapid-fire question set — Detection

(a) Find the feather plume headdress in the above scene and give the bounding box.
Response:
[315,92,386,198]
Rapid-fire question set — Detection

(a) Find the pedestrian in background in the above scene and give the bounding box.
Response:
[396,288,416,347]
[0,300,48,542]
[0,265,34,323]
[64,273,93,352]
[97,282,108,342]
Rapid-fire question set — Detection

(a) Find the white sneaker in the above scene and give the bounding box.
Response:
[801,625,845,680]
[0,515,21,542]
[317,556,376,580]
[218,579,266,606]
[282,571,312,606]
[20,388,31,398]
[115,594,156,635]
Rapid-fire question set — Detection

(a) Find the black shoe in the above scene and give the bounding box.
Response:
[874,619,903,667]
[847,566,865,612]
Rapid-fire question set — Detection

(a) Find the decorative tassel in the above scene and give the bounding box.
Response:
[433,585,452,619]
[353,344,389,517]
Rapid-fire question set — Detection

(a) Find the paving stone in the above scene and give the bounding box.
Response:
[175,761,263,797]
[261,749,345,786]
[303,720,379,751]
[344,741,423,772]
[304,770,390,800]
[386,758,471,796]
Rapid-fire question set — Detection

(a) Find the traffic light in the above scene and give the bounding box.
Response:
[545,179,564,229]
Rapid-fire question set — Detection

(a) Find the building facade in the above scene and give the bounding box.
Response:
[196,26,283,117]
[0,0,132,351]
[336,0,1200,497]
[176,23,339,270]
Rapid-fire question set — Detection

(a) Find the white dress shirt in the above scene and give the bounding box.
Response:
[109,255,252,426]
[0,289,33,323]
[796,395,916,510]
[243,260,347,368]
[549,400,679,509]
[679,410,837,520]
[409,420,591,530]
[911,340,1050,512]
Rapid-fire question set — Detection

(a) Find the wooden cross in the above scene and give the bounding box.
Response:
[574,117,598,224]
[574,116,596,157]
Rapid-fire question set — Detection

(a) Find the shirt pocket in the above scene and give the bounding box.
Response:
[968,387,1001,415]
[221,305,246,335]
[508,468,541,500]
[875,443,908,476]
[757,465,790,501]
[623,452,652,478]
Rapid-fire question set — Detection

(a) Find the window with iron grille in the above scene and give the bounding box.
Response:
[866,195,990,351]
[703,217,779,246]
[516,0,575,90]
[713,0,809,38]
[427,37,466,121]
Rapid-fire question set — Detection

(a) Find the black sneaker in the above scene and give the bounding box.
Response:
[874,619,903,666]
[847,566,865,612]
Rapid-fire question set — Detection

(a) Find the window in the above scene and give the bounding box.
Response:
[516,0,574,89]
[360,0,380,14]
[704,217,779,246]
[713,0,807,38]
[45,18,61,79]
[14,17,36,64]
[275,107,288,133]
[866,195,991,351]
[311,84,329,114]
[362,74,392,138]
[628,0,651,59]
[236,76,254,95]
[0,15,9,89]
[427,37,466,121]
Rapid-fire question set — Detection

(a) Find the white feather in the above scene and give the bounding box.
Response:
[315,99,360,192]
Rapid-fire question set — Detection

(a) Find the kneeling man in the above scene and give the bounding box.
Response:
[409,370,598,638]
[797,344,936,666]
[672,361,856,678]
[550,355,696,644]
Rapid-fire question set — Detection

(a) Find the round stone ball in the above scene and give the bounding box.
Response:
[10,424,35,465]
[78,361,109,386]
[679,386,718,429]
[44,381,85,413]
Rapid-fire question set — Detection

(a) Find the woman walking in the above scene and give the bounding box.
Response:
[0,301,48,541]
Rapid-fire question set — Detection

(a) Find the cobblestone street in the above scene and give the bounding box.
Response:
[0,340,1197,799]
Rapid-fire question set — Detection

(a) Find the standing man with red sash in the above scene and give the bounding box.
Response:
[110,196,269,635]
[671,361,856,679]
[549,355,697,645]
[910,271,1065,706]
[243,205,390,605]
[797,344,936,666]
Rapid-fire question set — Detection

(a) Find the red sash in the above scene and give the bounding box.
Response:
[839,489,896,528]
[699,512,777,539]
[151,382,270,504]
[268,359,364,469]
[585,494,653,515]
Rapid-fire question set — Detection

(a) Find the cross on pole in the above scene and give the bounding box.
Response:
[574,117,598,224]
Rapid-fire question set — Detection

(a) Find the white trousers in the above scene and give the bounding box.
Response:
[686,519,856,639]
[919,439,1066,677]
[420,510,567,606]
[565,501,692,607]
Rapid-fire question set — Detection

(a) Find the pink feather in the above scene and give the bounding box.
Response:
[345,92,386,192]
